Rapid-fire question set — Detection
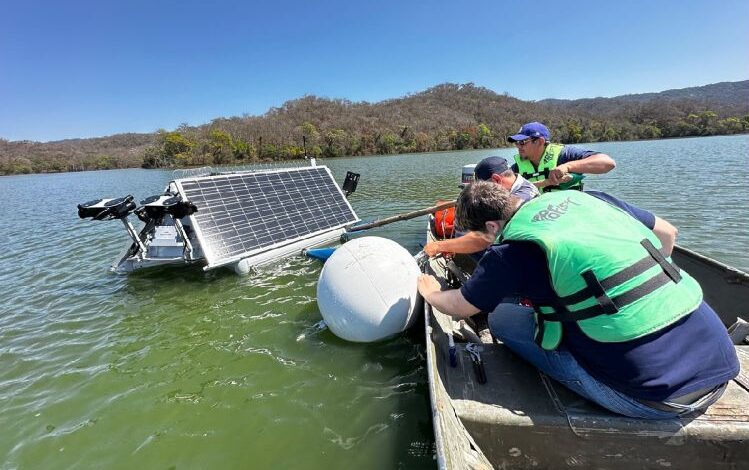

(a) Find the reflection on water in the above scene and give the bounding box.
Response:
[0,135,746,468]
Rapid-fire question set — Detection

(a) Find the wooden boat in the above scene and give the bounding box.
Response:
[422,220,749,469]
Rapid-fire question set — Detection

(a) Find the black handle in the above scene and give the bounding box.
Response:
[472,357,487,384]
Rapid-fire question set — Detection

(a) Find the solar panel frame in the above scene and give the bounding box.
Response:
[174,165,359,269]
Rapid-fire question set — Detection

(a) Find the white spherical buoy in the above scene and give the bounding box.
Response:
[317,236,421,342]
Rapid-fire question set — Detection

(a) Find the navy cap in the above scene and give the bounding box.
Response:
[507,122,550,142]
[474,156,510,181]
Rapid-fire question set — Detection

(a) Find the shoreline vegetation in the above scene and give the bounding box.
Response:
[2,81,748,176]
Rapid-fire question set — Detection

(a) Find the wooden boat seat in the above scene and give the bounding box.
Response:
[440,340,749,469]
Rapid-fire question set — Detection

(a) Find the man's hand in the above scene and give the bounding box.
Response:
[547,164,573,186]
[424,241,440,257]
[418,274,480,319]
[424,241,450,257]
[426,231,493,256]
[652,216,678,257]
[418,274,441,299]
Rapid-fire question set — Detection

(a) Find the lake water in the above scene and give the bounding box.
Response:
[1,135,747,469]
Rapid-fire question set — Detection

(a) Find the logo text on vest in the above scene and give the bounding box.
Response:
[531,197,580,222]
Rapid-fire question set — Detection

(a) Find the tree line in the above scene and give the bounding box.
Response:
[2,81,748,175]
[0,133,153,175]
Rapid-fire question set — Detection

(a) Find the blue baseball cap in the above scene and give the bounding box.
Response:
[507,122,550,142]
[474,156,510,181]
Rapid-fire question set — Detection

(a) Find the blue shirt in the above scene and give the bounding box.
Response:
[509,175,539,202]
[510,145,599,173]
[460,191,739,401]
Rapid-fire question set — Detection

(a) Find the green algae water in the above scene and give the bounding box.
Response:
[1,135,747,469]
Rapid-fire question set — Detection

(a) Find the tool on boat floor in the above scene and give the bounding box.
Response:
[448,332,457,367]
[466,343,487,384]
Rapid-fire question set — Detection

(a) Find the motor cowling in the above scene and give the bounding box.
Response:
[134,194,198,222]
[77,195,136,220]
[460,164,477,188]
[164,196,198,219]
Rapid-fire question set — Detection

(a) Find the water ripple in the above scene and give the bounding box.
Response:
[2,138,745,469]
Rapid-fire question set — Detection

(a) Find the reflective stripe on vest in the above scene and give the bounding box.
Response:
[513,143,582,193]
[499,191,703,350]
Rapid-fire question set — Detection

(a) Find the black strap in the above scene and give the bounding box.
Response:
[534,314,546,347]
[640,239,681,283]
[535,239,684,332]
[559,255,660,305]
[544,184,583,192]
[520,168,551,181]
[533,291,571,344]
[540,267,680,322]
[558,240,681,306]
[581,269,619,314]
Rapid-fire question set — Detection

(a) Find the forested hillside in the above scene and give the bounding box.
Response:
[2,81,748,175]
[1,133,155,175]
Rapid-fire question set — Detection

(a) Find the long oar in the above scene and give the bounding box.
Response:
[303,201,455,261]
[347,200,456,233]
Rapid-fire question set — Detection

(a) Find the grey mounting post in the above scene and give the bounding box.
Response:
[173,218,195,260]
[119,217,148,259]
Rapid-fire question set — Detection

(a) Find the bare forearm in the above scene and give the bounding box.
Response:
[652,216,677,257]
[429,231,492,255]
[535,177,569,189]
[424,289,479,319]
[564,154,616,174]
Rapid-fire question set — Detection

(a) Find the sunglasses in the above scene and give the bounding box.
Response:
[515,138,537,147]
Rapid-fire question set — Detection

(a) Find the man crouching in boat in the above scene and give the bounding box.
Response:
[418,181,739,419]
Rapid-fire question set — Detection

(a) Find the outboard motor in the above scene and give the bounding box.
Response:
[133,194,199,260]
[459,164,477,188]
[77,195,148,257]
[78,195,136,220]
[135,194,198,223]
[164,196,198,219]
[136,194,171,222]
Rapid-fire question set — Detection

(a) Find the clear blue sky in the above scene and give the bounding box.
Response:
[1,0,748,142]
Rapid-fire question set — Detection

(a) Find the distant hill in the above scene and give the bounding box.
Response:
[539,81,749,116]
[2,80,748,175]
[1,133,155,174]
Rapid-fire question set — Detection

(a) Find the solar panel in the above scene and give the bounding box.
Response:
[174,166,359,269]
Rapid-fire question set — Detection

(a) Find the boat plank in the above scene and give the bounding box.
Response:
[432,312,749,468]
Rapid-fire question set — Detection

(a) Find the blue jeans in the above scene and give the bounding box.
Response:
[488,304,718,419]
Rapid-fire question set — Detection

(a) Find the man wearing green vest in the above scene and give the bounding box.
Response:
[508,122,616,192]
[418,181,739,419]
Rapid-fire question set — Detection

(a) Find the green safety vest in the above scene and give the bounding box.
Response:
[513,143,583,193]
[499,191,703,350]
